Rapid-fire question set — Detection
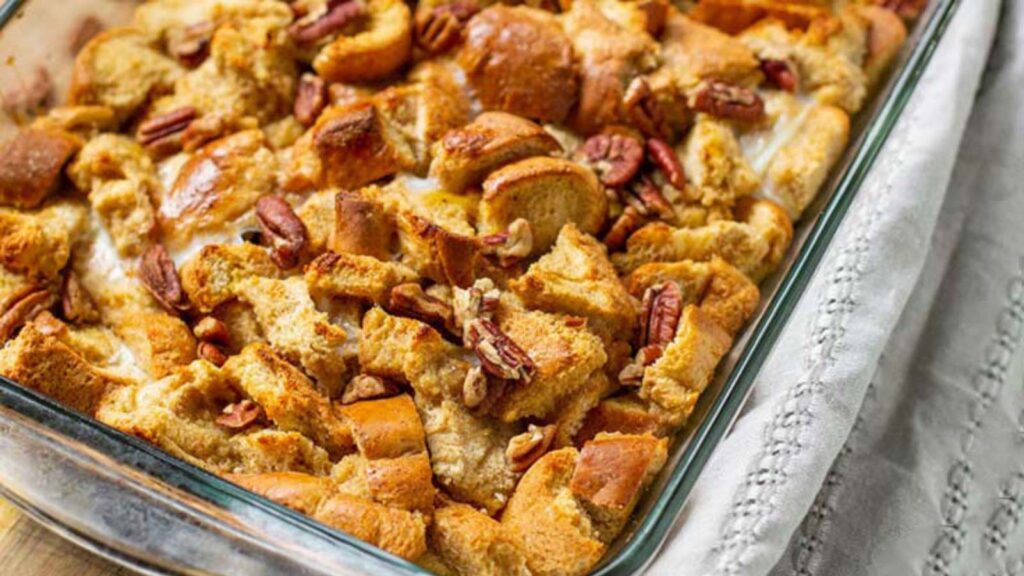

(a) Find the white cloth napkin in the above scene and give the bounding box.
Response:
[648,2,1009,574]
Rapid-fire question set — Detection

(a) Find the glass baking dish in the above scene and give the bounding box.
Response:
[0,1,962,574]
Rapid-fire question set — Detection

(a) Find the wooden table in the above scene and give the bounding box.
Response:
[0,499,134,575]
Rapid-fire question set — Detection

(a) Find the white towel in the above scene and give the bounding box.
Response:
[648,2,1010,574]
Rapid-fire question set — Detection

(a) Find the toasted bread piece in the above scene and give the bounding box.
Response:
[575,393,669,444]
[234,277,352,396]
[640,305,732,426]
[180,243,282,313]
[328,189,396,260]
[479,157,607,257]
[0,201,88,281]
[417,398,518,515]
[431,499,531,576]
[429,112,561,195]
[314,494,428,560]
[359,307,469,401]
[489,302,608,422]
[113,311,198,379]
[856,6,908,88]
[306,251,418,305]
[459,6,579,123]
[223,343,354,457]
[683,115,761,207]
[0,129,81,210]
[569,432,667,541]
[338,395,426,460]
[511,224,638,342]
[226,471,332,515]
[501,448,606,576]
[690,0,829,34]
[550,371,616,449]
[132,0,293,40]
[654,9,762,91]
[313,0,413,83]
[158,130,277,249]
[0,321,120,415]
[69,28,184,120]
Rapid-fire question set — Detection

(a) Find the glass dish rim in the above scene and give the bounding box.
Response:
[0,1,963,574]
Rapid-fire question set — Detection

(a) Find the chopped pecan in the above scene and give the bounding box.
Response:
[68,16,104,56]
[623,78,672,140]
[386,283,457,335]
[577,133,645,188]
[342,374,401,404]
[139,245,190,313]
[136,106,198,153]
[216,399,264,430]
[197,341,228,367]
[0,285,55,342]
[620,176,672,220]
[461,365,488,409]
[506,424,557,472]
[647,138,685,190]
[479,218,533,268]
[452,278,500,335]
[415,0,478,54]
[256,195,308,269]
[61,272,99,325]
[167,21,215,67]
[760,58,799,93]
[638,281,682,350]
[179,112,238,152]
[618,344,663,386]
[193,316,230,344]
[603,206,643,252]
[290,0,367,45]
[465,318,535,383]
[295,74,328,127]
[692,80,765,123]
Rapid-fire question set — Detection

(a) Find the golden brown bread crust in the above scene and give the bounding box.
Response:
[313,0,413,83]
[569,432,666,510]
[305,251,418,305]
[459,6,579,123]
[0,129,81,210]
[575,394,668,445]
[339,394,426,460]
[0,201,88,282]
[331,191,395,260]
[431,499,530,576]
[226,471,332,515]
[313,494,428,560]
[180,243,282,313]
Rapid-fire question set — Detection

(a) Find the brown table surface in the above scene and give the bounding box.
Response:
[0,499,135,575]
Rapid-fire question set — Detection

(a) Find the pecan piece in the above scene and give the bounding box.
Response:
[197,341,228,367]
[577,133,644,188]
[167,21,215,67]
[290,0,366,45]
[180,112,237,152]
[479,218,533,268]
[193,316,230,344]
[760,58,799,93]
[506,424,557,473]
[620,176,672,220]
[139,244,190,313]
[61,272,99,325]
[216,399,264,430]
[256,195,308,270]
[461,366,488,409]
[638,281,682,350]
[342,374,401,404]
[415,1,478,54]
[295,73,328,127]
[647,138,685,189]
[136,106,198,153]
[387,283,457,335]
[465,318,535,383]
[452,278,500,335]
[618,344,663,386]
[623,78,672,140]
[692,80,765,123]
[603,206,643,252]
[0,286,55,342]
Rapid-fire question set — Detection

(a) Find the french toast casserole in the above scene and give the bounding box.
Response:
[0,0,923,573]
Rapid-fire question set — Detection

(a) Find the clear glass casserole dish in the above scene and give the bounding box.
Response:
[0,0,962,574]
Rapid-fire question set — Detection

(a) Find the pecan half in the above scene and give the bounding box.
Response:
[61,272,99,325]
[216,399,264,430]
[623,78,671,140]
[577,133,644,188]
[197,341,228,367]
[465,318,535,383]
[342,374,401,404]
[0,286,55,342]
[452,278,500,336]
[638,281,682,350]
[692,80,765,123]
[479,218,533,268]
[193,316,230,344]
[295,73,327,127]
[290,0,366,45]
[256,195,308,269]
[137,106,198,153]
[387,283,457,335]
[506,424,557,473]
[415,1,478,54]
[180,112,234,152]
[621,176,673,220]
[760,58,799,93]
[167,21,215,67]
[462,366,488,409]
[139,244,190,313]
[647,138,685,189]
[603,206,643,251]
